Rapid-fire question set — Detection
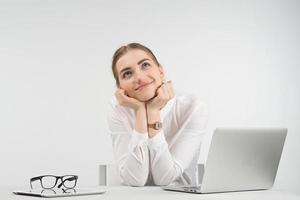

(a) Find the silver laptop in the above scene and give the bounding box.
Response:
[162,128,287,194]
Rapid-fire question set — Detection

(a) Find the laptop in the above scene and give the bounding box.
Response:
[13,187,106,197]
[162,128,287,194]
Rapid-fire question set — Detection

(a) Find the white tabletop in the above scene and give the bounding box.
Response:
[3,186,300,200]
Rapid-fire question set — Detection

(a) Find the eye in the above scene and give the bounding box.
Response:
[141,62,151,69]
[122,71,132,79]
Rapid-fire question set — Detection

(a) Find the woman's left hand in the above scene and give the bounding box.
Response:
[146,80,175,112]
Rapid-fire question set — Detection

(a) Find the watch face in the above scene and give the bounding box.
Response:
[155,122,162,130]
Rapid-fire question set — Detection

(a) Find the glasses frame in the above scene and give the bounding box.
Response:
[39,188,77,194]
[30,175,78,189]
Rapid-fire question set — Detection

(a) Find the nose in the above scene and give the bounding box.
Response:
[133,69,147,84]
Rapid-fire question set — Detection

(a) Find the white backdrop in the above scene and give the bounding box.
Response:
[0,0,299,194]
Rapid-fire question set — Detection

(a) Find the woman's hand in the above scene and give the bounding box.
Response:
[146,80,174,112]
[115,88,145,112]
[115,88,148,133]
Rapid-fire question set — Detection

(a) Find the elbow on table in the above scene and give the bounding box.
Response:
[130,180,147,187]
[119,164,149,187]
[153,171,179,186]
[153,178,173,186]
[121,172,148,187]
[123,178,148,187]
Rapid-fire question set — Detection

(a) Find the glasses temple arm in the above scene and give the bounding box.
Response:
[30,177,40,189]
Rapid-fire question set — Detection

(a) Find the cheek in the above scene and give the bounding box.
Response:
[151,68,163,79]
[120,82,129,90]
[152,72,163,83]
[120,81,134,94]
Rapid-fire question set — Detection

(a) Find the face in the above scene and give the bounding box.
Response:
[116,49,164,102]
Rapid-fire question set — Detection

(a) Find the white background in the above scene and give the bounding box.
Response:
[0,0,299,194]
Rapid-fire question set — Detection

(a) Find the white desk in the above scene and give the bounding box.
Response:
[3,186,300,200]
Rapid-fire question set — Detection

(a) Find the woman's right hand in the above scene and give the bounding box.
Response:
[115,88,145,112]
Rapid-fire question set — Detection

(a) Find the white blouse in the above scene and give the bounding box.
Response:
[107,94,208,186]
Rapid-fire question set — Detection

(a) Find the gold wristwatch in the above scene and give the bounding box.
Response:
[148,121,163,130]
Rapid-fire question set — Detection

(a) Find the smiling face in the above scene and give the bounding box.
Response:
[116,49,164,102]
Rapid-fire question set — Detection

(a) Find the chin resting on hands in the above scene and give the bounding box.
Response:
[146,80,174,111]
[115,88,145,111]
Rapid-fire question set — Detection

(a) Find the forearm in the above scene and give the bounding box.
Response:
[134,106,148,134]
[116,106,149,186]
[146,109,180,185]
[148,132,182,185]
[146,109,161,138]
[119,143,150,186]
[151,153,181,185]
[112,129,150,186]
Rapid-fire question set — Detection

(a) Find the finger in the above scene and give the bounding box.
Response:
[163,84,171,99]
[118,89,129,97]
[115,89,122,98]
[160,81,171,99]
[160,83,170,101]
[166,81,174,98]
[115,90,124,103]
[155,81,165,95]
[115,88,124,94]
[115,89,124,98]
[115,89,130,104]
[154,86,165,103]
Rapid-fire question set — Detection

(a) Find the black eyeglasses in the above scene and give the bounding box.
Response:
[30,175,78,189]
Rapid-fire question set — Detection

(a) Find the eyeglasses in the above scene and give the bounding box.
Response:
[30,175,78,189]
[37,188,77,195]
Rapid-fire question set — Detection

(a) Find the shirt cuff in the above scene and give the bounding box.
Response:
[129,129,148,150]
[147,130,166,151]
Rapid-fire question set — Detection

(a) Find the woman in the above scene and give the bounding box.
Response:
[107,43,208,186]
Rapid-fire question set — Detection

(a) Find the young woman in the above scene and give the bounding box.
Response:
[107,43,208,186]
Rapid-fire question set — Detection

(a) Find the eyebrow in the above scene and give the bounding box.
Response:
[119,58,151,75]
[137,58,150,65]
[119,67,131,76]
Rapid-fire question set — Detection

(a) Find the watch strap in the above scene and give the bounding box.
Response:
[148,121,162,130]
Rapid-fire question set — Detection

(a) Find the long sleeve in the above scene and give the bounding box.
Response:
[148,101,208,186]
[107,104,149,186]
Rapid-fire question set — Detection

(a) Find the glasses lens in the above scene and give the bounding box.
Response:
[62,176,77,188]
[41,176,57,189]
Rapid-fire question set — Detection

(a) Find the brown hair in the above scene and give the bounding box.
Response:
[111,43,161,85]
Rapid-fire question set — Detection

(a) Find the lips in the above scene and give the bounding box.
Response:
[135,81,153,91]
